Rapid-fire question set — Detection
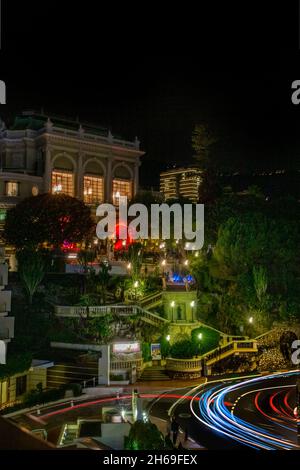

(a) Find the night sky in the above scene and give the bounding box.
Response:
[1,2,300,188]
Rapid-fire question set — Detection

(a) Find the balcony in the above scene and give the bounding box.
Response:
[0,317,15,339]
[0,264,8,288]
[0,291,11,314]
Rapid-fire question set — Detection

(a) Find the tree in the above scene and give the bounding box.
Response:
[192,124,221,204]
[97,262,112,305]
[4,193,94,249]
[17,250,45,304]
[124,420,166,450]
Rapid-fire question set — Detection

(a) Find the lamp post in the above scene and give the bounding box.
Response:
[134,280,139,301]
[198,332,203,355]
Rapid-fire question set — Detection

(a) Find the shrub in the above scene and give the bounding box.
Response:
[63,382,82,397]
[170,339,199,359]
[124,420,166,450]
[142,343,152,362]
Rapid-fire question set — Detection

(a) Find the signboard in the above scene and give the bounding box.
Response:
[0,340,7,364]
[151,343,161,361]
[113,342,140,354]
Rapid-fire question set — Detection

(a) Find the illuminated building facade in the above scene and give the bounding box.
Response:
[0,112,144,220]
[160,167,202,203]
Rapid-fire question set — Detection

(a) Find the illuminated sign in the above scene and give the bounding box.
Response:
[0,340,7,364]
[113,342,140,354]
[0,80,6,104]
[151,343,161,360]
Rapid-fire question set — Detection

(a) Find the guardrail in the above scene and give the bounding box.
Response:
[110,358,143,371]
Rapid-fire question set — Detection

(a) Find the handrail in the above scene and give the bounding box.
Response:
[201,340,257,364]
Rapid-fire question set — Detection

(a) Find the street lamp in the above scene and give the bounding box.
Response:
[198,332,203,356]
[170,300,175,322]
[166,334,171,342]
[134,281,139,300]
[248,316,254,324]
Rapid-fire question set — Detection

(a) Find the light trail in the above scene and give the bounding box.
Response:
[190,370,299,450]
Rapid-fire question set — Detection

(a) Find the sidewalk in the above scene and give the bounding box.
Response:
[151,415,204,450]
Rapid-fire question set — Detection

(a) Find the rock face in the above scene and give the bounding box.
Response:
[256,325,300,371]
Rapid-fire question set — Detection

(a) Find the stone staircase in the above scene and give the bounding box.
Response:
[139,366,169,381]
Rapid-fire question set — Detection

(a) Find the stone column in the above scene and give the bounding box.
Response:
[44,146,52,193]
[134,160,140,196]
[106,158,112,203]
[77,152,84,200]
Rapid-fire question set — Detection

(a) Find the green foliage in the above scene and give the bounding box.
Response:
[170,339,199,359]
[4,193,94,249]
[127,243,143,281]
[0,352,32,380]
[78,249,97,272]
[124,420,166,450]
[17,249,45,304]
[159,336,171,358]
[142,342,152,362]
[191,326,220,355]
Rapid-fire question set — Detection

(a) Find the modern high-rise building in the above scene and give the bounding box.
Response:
[0,111,144,222]
[160,167,202,203]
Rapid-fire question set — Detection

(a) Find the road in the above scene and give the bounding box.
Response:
[150,370,300,450]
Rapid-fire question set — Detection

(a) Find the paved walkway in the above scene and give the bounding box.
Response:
[151,415,204,450]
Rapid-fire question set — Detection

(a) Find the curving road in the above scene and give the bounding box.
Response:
[167,371,299,450]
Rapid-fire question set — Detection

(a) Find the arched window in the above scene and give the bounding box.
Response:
[83,160,105,204]
[51,155,75,196]
[112,164,133,205]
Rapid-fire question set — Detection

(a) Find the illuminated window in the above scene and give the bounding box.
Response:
[52,171,74,196]
[83,176,104,204]
[5,182,19,197]
[113,179,132,205]
[0,210,6,222]
[16,375,27,397]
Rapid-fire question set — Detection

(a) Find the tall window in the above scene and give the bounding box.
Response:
[83,176,104,204]
[112,179,132,205]
[52,171,74,196]
[5,181,19,197]
[16,375,27,397]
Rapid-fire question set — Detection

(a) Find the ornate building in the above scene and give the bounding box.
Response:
[0,111,144,221]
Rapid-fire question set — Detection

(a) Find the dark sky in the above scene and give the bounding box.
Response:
[1,2,300,187]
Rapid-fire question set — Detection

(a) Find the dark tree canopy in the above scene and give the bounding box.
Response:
[4,193,94,249]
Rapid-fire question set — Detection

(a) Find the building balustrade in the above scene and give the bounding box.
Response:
[166,357,202,372]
